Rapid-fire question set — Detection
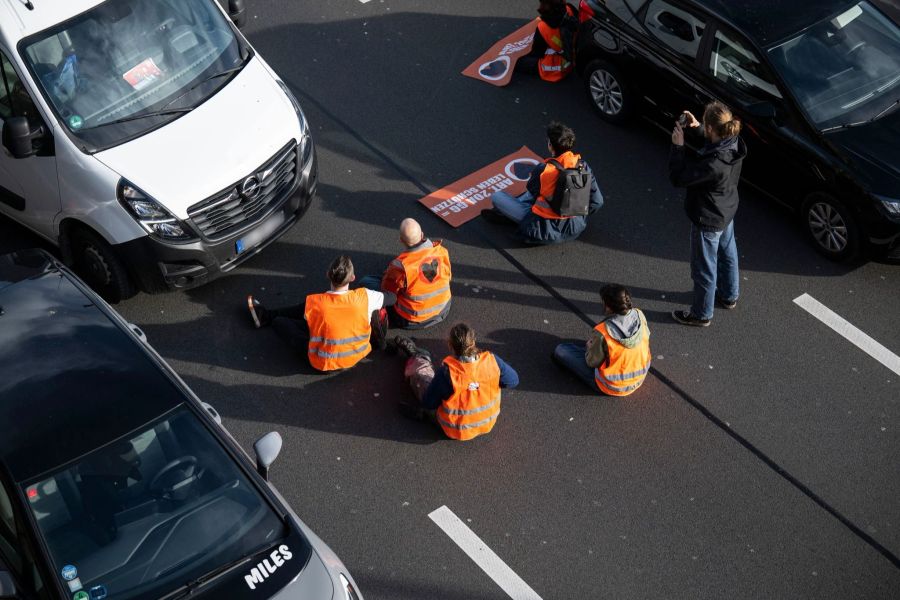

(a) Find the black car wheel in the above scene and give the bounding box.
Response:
[70,227,136,303]
[802,193,860,261]
[584,59,631,123]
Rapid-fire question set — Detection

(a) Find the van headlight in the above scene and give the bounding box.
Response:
[338,574,360,600]
[875,194,900,220]
[277,80,309,134]
[117,180,195,241]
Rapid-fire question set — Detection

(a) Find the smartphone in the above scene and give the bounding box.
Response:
[677,113,690,127]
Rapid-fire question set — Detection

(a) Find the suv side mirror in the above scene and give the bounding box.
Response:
[253,431,282,481]
[0,570,17,599]
[2,117,36,159]
[228,0,246,29]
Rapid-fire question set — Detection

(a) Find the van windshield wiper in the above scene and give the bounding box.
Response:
[161,62,247,111]
[159,555,254,600]
[86,108,193,129]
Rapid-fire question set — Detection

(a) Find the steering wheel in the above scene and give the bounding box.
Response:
[149,456,200,501]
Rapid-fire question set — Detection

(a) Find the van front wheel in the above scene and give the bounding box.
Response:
[69,228,136,303]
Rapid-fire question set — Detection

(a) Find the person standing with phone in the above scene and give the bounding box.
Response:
[669,102,747,327]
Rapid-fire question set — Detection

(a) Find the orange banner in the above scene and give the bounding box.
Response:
[419,147,543,227]
[461,19,537,87]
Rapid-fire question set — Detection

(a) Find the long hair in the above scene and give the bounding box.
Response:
[703,101,741,139]
[449,323,479,358]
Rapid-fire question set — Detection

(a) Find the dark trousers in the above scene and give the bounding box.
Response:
[270,302,389,353]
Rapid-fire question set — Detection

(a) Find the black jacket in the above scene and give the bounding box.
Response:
[669,136,747,231]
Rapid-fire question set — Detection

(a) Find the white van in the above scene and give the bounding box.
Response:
[0,0,317,301]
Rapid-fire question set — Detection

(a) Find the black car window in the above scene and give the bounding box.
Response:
[0,482,21,573]
[0,480,51,600]
[708,29,783,100]
[0,51,41,121]
[643,0,706,58]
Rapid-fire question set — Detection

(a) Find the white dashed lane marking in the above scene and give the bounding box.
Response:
[794,293,900,376]
[429,506,544,600]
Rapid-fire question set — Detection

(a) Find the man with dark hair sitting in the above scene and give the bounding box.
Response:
[246,255,395,372]
[483,120,604,244]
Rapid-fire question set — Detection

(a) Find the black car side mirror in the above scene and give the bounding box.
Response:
[229,0,246,29]
[2,116,36,159]
[0,569,17,599]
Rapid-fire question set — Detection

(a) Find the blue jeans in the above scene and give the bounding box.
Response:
[553,342,600,392]
[491,190,534,224]
[356,274,382,292]
[690,221,739,320]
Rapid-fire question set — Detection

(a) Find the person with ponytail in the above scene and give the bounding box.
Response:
[553,284,651,396]
[669,101,747,327]
[393,323,519,440]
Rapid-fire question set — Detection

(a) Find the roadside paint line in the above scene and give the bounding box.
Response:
[794,293,900,376]
[429,506,543,600]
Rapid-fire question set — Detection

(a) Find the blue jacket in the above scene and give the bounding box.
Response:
[517,159,604,244]
[422,353,519,410]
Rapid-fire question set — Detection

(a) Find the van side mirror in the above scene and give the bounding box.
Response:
[253,431,282,481]
[0,569,17,599]
[228,0,247,29]
[2,116,36,159]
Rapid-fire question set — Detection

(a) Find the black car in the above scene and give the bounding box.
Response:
[575,0,900,260]
[0,250,362,600]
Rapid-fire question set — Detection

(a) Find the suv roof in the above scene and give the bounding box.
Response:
[0,250,183,482]
[693,0,859,47]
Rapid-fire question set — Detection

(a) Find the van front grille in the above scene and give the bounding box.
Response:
[187,142,297,240]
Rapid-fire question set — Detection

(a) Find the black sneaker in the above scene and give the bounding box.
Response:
[393,335,419,358]
[247,295,271,328]
[398,401,425,421]
[716,297,738,310]
[671,309,710,327]
[480,208,509,224]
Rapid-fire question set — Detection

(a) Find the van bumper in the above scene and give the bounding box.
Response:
[117,144,317,293]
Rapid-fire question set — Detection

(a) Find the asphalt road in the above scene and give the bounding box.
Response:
[3,1,900,598]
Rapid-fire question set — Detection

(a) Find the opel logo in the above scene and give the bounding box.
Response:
[240,176,261,200]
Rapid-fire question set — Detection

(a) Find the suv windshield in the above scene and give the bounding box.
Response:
[767,2,900,130]
[20,406,286,600]
[20,0,247,151]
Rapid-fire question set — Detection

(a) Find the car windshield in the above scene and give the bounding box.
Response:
[20,0,247,150]
[20,406,286,600]
[767,2,900,130]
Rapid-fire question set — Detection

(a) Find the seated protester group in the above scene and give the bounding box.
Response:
[394,324,519,441]
[552,284,651,396]
[357,218,452,330]
[516,0,578,82]
[483,121,604,245]
[247,255,394,371]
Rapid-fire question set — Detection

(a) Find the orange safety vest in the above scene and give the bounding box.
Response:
[536,5,575,82]
[531,151,581,220]
[437,353,502,441]
[393,241,452,323]
[304,289,372,372]
[593,309,651,396]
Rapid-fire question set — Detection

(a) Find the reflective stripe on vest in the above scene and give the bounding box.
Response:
[536,7,574,82]
[304,289,372,371]
[531,151,581,220]
[394,241,452,323]
[437,353,502,441]
[593,309,651,397]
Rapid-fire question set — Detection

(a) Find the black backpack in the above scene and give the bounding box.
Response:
[547,158,592,217]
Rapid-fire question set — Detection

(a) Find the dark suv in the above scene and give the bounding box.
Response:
[575,0,900,261]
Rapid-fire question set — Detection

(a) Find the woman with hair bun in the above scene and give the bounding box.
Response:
[670,101,747,327]
[553,284,651,396]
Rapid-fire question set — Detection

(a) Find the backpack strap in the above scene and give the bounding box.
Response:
[547,158,564,171]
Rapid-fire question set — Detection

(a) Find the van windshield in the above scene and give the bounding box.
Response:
[767,2,900,130]
[21,0,247,150]
[20,406,287,600]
